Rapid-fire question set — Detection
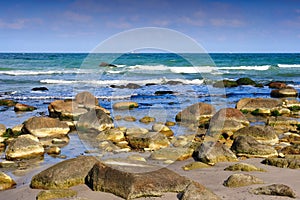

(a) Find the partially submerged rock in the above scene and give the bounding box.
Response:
[194,141,238,165]
[23,117,70,138]
[77,109,113,132]
[213,80,238,88]
[30,156,98,189]
[231,136,278,158]
[236,98,282,115]
[262,157,300,169]
[113,101,138,110]
[139,116,155,124]
[252,184,296,198]
[48,100,87,121]
[271,87,299,98]
[152,123,174,137]
[223,173,264,188]
[14,103,37,112]
[0,99,16,107]
[0,172,16,190]
[5,134,44,160]
[75,91,99,108]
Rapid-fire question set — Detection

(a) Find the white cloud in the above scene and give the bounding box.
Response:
[0,18,42,29]
[210,18,244,27]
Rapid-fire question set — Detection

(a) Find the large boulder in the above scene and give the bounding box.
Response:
[223,173,264,188]
[14,103,37,112]
[0,172,16,190]
[30,156,98,189]
[252,184,296,198]
[23,117,70,138]
[48,100,87,121]
[175,103,215,125]
[233,126,279,145]
[74,91,99,108]
[77,109,113,132]
[236,98,282,114]
[85,160,191,199]
[5,134,44,160]
[231,136,278,158]
[206,108,249,139]
[194,141,238,165]
[179,181,221,200]
[271,87,299,98]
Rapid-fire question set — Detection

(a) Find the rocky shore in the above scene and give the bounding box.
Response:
[0,81,300,200]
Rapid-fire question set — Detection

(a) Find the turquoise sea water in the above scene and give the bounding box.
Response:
[0,53,299,129]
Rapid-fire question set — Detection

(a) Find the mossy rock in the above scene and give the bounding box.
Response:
[0,99,16,107]
[236,78,256,86]
[213,80,238,88]
[224,163,266,172]
[36,189,77,200]
[182,161,211,171]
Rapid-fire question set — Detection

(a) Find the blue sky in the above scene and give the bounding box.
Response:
[0,0,299,52]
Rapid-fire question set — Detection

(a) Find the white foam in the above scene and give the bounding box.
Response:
[278,64,300,68]
[0,69,94,76]
[170,66,215,73]
[218,65,271,71]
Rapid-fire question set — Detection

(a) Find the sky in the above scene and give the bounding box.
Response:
[0,0,299,53]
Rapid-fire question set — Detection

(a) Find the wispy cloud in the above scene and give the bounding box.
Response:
[178,16,205,26]
[0,18,42,29]
[64,11,92,23]
[151,19,170,26]
[210,18,245,27]
[58,31,96,38]
[106,20,132,29]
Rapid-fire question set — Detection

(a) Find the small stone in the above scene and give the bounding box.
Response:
[0,160,18,168]
[47,146,61,155]
[36,189,77,200]
[182,162,211,171]
[223,174,264,188]
[14,103,37,112]
[114,115,122,120]
[224,163,266,172]
[150,147,194,161]
[139,116,155,124]
[152,123,174,137]
[127,154,146,162]
[165,121,176,126]
[0,172,16,190]
[252,184,296,198]
[113,101,138,110]
[11,124,23,135]
[123,116,136,122]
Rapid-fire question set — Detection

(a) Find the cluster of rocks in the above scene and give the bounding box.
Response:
[0,90,300,199]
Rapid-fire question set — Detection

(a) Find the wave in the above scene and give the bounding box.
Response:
[40,78,204,85]
[278,64,300,68]
[0,69,95,76]
[10,95,132,100]
[218,65,271,71]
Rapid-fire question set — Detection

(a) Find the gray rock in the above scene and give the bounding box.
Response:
[231,136,278,158]
[252,184,296,198]
[180,181,221,200]
[23,117,70,138]
[233,126,279,145]
[5,134,44,160]
[194,141,238,165]
[223,173,264,187]
[262,157,300,169]
[85,160,191,199]
[77,109,113,132]
[30,156,98,189]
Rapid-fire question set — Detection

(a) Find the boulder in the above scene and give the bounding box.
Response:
[139,116,156,124]
[14,102,37,112]
[0,172,16,190]
[23,117,70,138]
[32,87,48,91]
[46,146,61,155]
[99,62,117,67]
[206,108,249,139]
[152,123,174,137]
[30,156,98,189]
[268,82,287,89]
[252,184,296,198]
[154,90,174,95]
[271,87,299,98]
[179,181,221,200]
[194,141,238,165]
[281,144,300,155]
[175,102,215,125]
[128,132,170,151]
[213,80,238,88]
[0,99,16,107]
[36,189,77,200]
[96,128,125,143]
[85,160,191,199]
[150,147,194,161]
[224,163,266,172]
[5,134,44,160]
[236,98,282,114]
[77,109,113,132]
[267,116,300,133]
[223,174,264,187]
[231,136,278,158]
[11,124,23,136]
[262,157,300,169]
[125,83,141,89]
[113,101,138,110]
[0,124,6,137]
[182,162,211,171]
[126,127,148,136]
[236,77,256,86]
[75,91,99,108]
[48,100,88,121]
[233,126,279,145]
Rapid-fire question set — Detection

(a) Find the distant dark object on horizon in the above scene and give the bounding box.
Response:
[99,62,117,67]
[32,87,48,91]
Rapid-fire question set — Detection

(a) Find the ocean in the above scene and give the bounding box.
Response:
[0,53,299,130]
